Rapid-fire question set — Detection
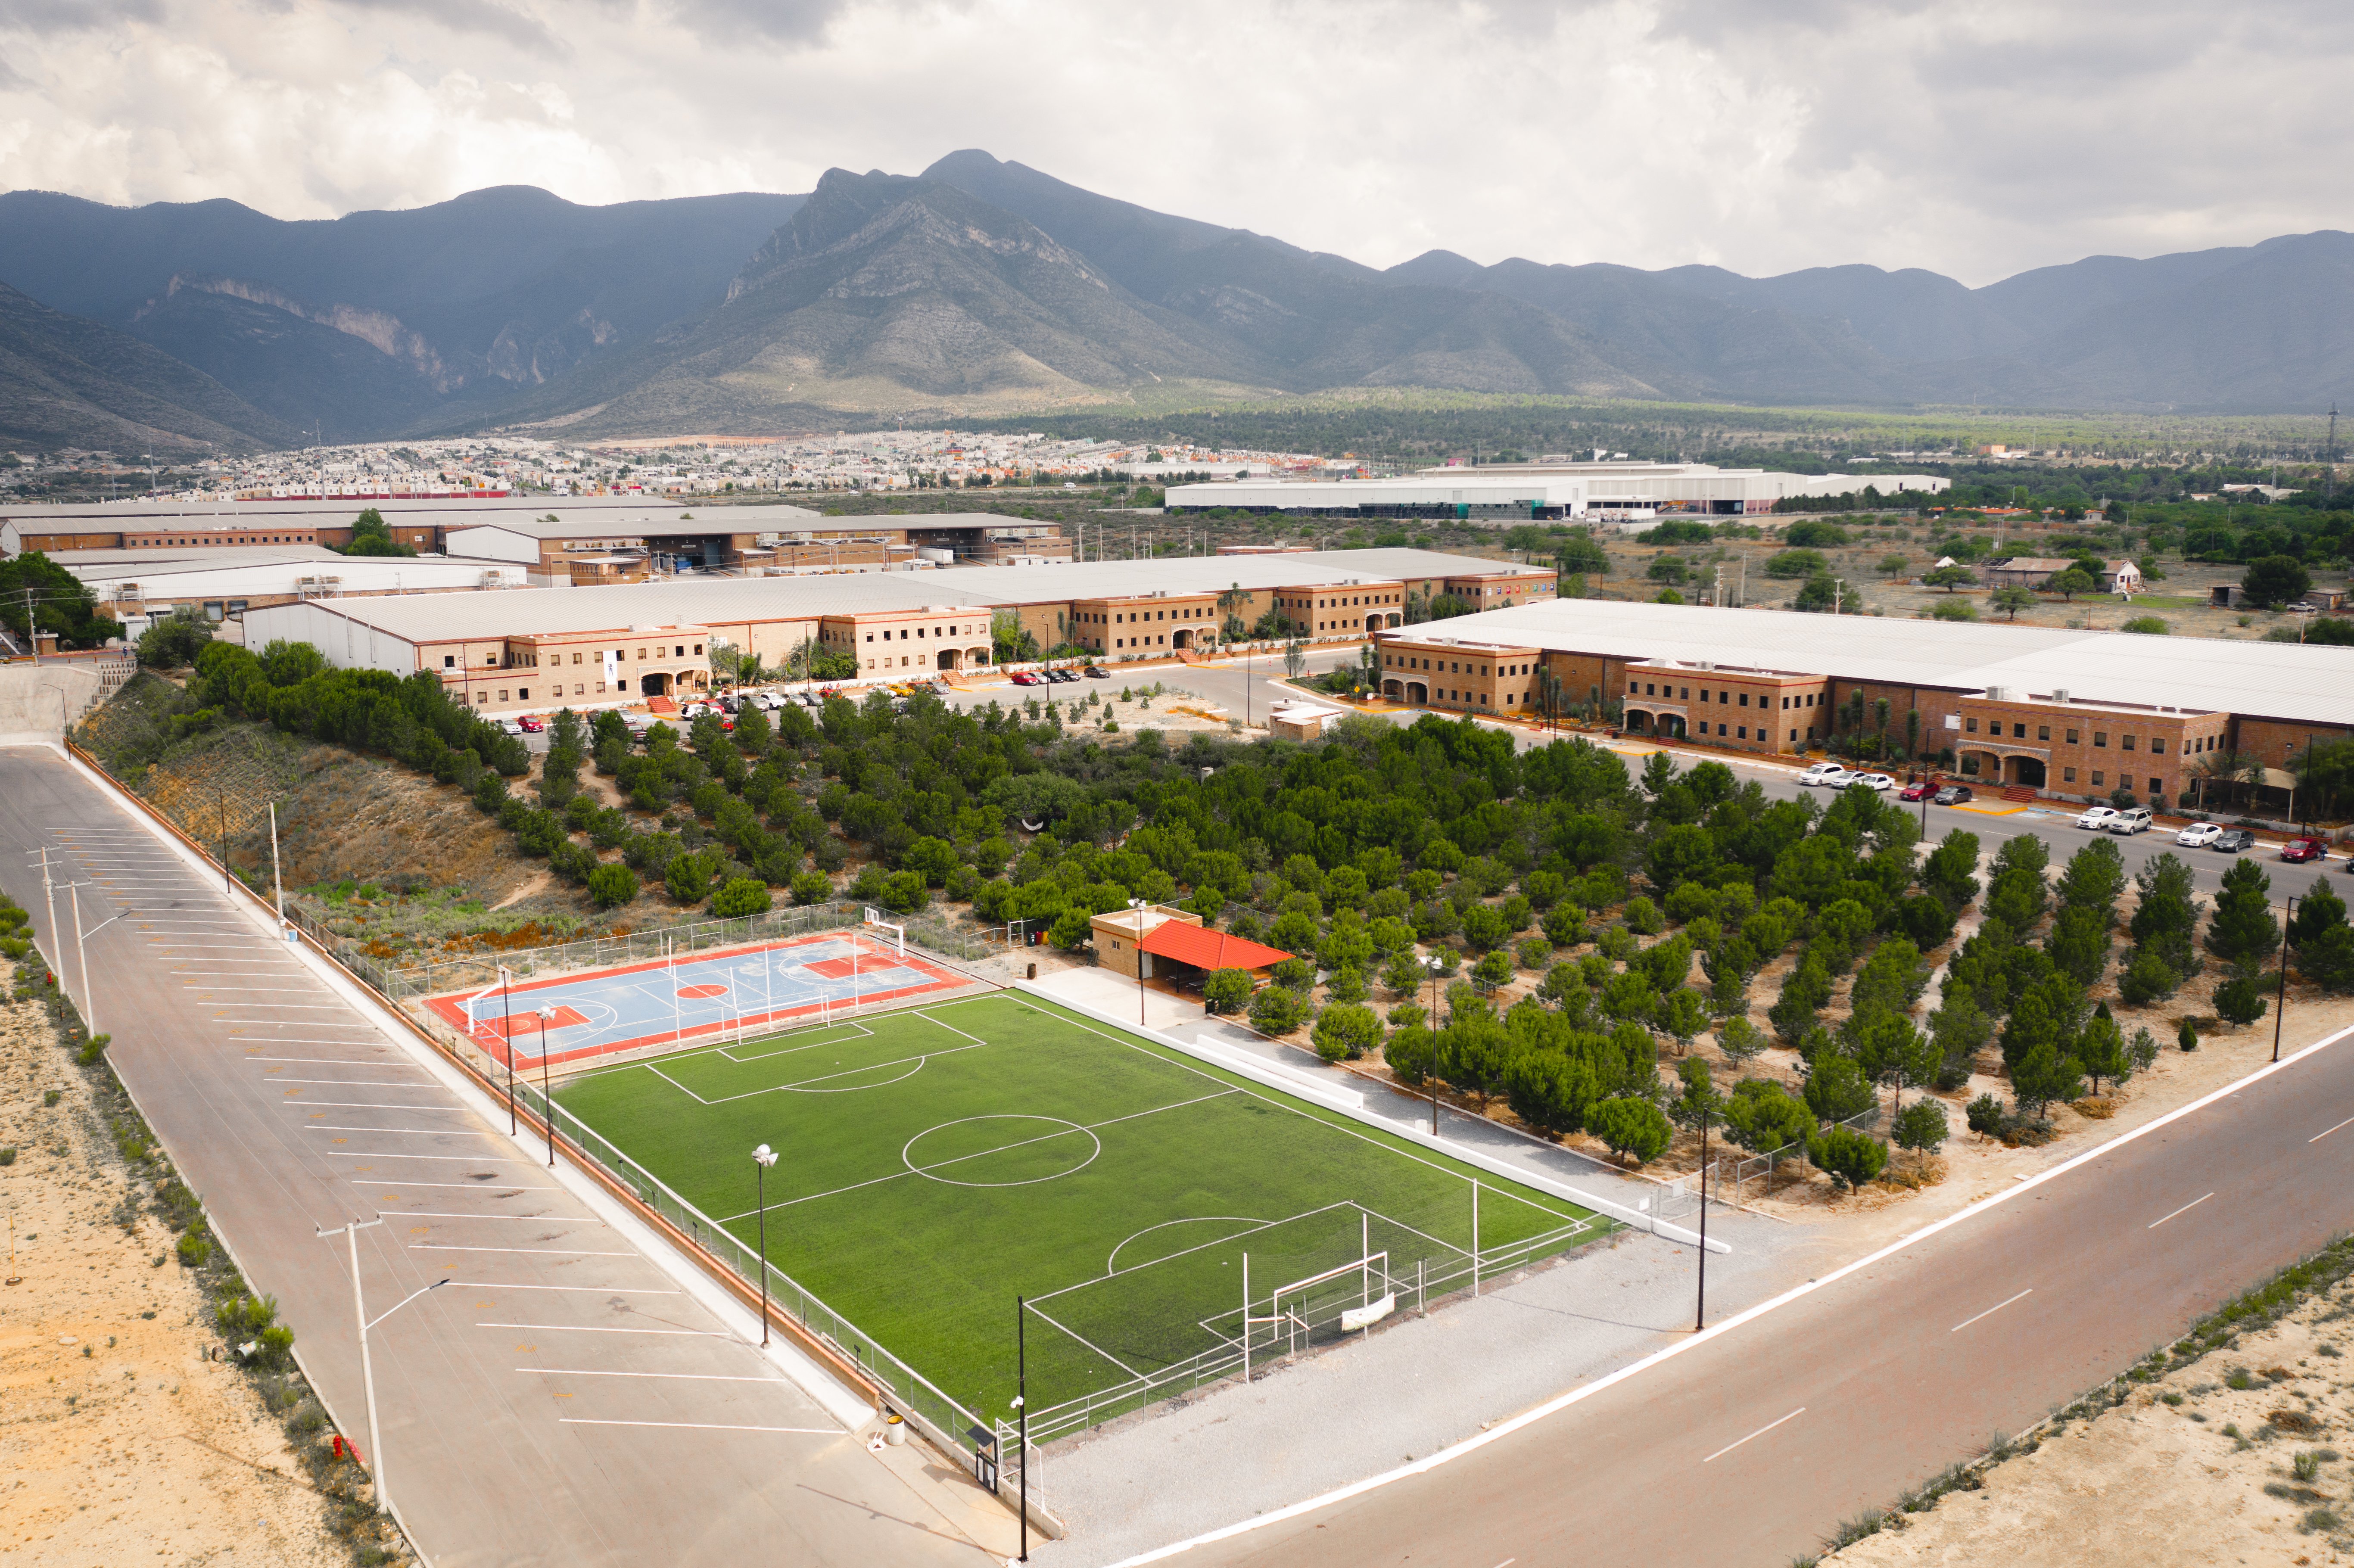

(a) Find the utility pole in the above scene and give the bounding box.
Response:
[2273,896,2298,1064]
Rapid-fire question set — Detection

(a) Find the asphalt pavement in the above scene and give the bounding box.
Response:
[1136,1015,2354,1568]
[0,745,1005,1568]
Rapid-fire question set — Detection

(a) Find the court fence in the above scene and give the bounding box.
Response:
[1006,1196,1607,1457]
[507,1067,1000,1481]
[1656,1094,1890,1217]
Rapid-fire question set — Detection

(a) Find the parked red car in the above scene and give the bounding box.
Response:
[2282,837,2327,863]
[516,714,545,732]
[1010,672,1044,686]
[1899,779,1934,801]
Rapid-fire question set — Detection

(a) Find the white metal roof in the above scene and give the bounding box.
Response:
[1404,599,2354,726]
[240,548,1535,647]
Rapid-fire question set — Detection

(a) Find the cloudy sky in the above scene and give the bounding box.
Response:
[0,0,2344,286]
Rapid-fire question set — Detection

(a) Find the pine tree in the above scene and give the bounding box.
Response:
[2010,1039,2086,1121]
[2205,858,2281,971]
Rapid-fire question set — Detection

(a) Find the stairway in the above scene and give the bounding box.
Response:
[2001,785,2039,804]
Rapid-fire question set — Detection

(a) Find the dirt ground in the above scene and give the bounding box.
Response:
[1825,1271,2354,1567]
[0,999,348,1568]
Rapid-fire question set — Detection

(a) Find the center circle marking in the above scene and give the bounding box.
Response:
[902,1115,1101,1188]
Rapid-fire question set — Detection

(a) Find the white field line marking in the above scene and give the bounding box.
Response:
[411,1244,637,1257]
[559,1419,834,1434]
[220,1020,377,1027]
[213,1004,358,1011]
[520,1367,791,1384]
[2312,1114,2354,1143]
[1099,1017,2354,1568]
[302,1126,498,1136]
[1950,1289,2033,1333]
[1034,1000,1593,1228]
[1026,1301,1143,1379]
[187,986,333,992]
[358,1179,560,1191]
[450,1283,680,1294]
[240,1055,417,1063]
[386,1211,602,1224]
[2147,1192,2215,1229]
[656,1042,981,1106]
[478,1322,728,1336]
[716,1087,1240,1219]
[1702,1407,1806,1464]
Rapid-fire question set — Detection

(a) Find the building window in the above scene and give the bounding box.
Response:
[444,655,455,668]
[2121,735,2136,752]
[573,652,582,664]
[1738,726,1748,739]
[2067,729,2079,744]
[2013,723,2027,738]
[2092,771,2104,785]
[498,690,509,703]
[2149,777,2163,794]
[2152,738,2166,755]
[1965,718,1979,733]
[2037,726,2050,741]
[475,691,486,705]
[2064,767,2077,782]
[1739,694,1749,708]
[638,647,648,659]
[2094,733,2108,747]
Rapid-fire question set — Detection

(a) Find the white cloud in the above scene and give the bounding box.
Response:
[0,0,2346,285]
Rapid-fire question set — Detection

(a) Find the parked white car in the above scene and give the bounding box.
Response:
[1852,772,1897,792]
[1797,761,1847,787]
[2075,806,2120,830]
[2107,807,2154,834]
[2175,821,2223,847]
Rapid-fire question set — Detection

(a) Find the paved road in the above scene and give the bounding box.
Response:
[1150,1020,2354,1567]
[0,746,1000,1568]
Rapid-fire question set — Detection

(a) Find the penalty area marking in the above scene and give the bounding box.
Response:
[1106,1216,1272,1276]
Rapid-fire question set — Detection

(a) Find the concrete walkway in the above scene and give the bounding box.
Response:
[1018,968,1814,1566]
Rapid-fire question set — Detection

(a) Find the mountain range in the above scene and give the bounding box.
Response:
[4,151,2352,452]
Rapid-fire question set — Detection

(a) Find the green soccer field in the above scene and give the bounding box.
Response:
[553,992,1607,1429]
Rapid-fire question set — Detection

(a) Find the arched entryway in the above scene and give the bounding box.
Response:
[1406,680,1429,705]
[1172,627,1195,650]
[2005,755,2047,787]
[1383,678,1405,700]
[643,671,672,697]
[937,649,958,671]
[1623,706,1688,739]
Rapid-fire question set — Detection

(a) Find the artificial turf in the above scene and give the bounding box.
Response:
[553,992,1603,1423]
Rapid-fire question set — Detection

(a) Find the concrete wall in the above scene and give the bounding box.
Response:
[0,661,118,742]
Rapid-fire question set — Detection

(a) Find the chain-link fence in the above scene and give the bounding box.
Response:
[1008,1191,1604,1448]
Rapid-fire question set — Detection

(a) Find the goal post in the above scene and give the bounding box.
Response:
[862,906,906,958]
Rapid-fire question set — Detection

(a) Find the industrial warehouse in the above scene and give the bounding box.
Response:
[1369,597,2354,808]
[237,548,1556,708]
[1167,459,1952,519]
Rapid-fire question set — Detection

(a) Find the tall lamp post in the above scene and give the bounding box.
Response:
[1127,898,1149,1027]
[316,1215,448,1520]
[750,1144,778,1346]
[498,964,516,1134]
[2273,895,2299,1065]
[1012,1299,1029,1565]
[537,1005,559,1166]
[1421,953,1445,1135]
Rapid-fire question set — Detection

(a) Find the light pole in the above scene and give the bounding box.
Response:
[1421,953,1445,1134]
[66,884,131,1039]
[1013,1300,1029,1564]
[1695,1095,1714,1332]
[537,1005,558,1166]
[498,964,516,1134]
[751,1144,778,1347]
[1127,898,1150,1027]
[2274,895,2299,1064]
[317,1215,448,1519]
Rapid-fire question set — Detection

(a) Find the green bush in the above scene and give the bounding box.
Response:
[0,1145,14,1166]
[1588,1097,1672,1166]
[1248,985,1308,1036]
[176,1230,210,1266]
[585,864,638,909]
[76,1032,112,1066]
[711,877,771,918]
[1311,1002,1382,1062]
[1203,968,1252,1015]
[1891,1099,1949,1154]
[1807,1125,1889,1190]
[790,870,833,905]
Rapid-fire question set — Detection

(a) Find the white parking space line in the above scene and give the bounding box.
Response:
[450,1283,682,1294]
[332,1151,543,1164]
[521,1368,793,1384]
[267,1078,436,1086]
[2147,1192,2215,1229]
[479,1322,729,1336]
[355,1179,561,1191]
[2312,1114,2354,1143]
[1949,1289,2032,1333]
[242,1054,419,1063]
[216,1004,362,1011]
[302,1125,499,1136]
[557,1419,835,1434]
[277,1100,460,1111]
[413,1244,638,1256]
[1703,1407,1806,1464]
[386,1211,602,1223]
